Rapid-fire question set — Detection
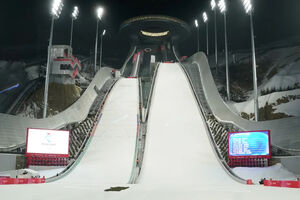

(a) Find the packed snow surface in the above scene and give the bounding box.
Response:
[56,78,139,185]
[138,63,239,186]
[0,65,299,199]
[29,166,65,178]
[274,99,300,116]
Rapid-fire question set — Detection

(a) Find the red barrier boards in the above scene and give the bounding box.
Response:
[264,179,300,189]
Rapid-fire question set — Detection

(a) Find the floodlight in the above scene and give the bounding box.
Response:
[241,0,258,120]
[212,0,218,72]
[218,0,226,13]
[51,0,63,18]
[203,12,208,23]
[194,19,199,28]
[72,6,79,20]
[97,7,104,20]
[242,0,253,14]
[102,29,106,36]
[211,0,216,10]
[94,6,105,73]
[44,0,63,118]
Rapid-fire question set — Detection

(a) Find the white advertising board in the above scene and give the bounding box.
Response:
[26,128,69,157]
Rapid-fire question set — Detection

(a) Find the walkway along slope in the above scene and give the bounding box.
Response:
[187,53,300,151]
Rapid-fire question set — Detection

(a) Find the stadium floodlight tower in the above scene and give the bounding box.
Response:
[202,12,209,55]
[94,7,104,73]
[43,0,64,118]
[218,0,230,101]
[242,0,259,121]
[194,19,200,52]
[211,0,218,73]
[70,6,79,47]
[99,29,106,70]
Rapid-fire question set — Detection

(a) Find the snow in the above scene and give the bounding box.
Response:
[138,63,240,186]
[274,99,300,116]
[55,78,139,185]
[262,61,300,91]
[0,64,299,199]
[232,163,298,183]
[17,102,41,118]
[31,167,65,178]
[231,89,300,116]
[25,65,40,80]
[220,45,300,119]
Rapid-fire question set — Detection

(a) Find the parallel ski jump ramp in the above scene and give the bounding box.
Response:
[55,78,139,185]
[135,63,300,198]
[0,67,112,150]
[138,63,239,185]
[185,53,300,150]
[0,65,299,199]
[0,77,140,199]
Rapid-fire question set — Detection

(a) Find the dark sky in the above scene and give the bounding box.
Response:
[1,0,300,64]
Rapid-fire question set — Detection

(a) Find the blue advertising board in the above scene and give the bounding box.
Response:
[228,130,271,158]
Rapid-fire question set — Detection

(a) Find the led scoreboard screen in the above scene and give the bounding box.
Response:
[26,128,70,157]
[228,130,271,158]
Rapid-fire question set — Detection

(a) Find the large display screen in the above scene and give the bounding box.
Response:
[26,128,69,157]
[228,130,271,158]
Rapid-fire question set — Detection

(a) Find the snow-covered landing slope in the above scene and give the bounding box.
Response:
[0,66,299,200]
[137,63,239,186]
[56,78,139,185]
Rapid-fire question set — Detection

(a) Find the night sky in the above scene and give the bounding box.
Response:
[1,0,300,65]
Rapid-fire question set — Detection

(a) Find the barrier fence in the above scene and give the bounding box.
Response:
[264,179,300,189]
[0,177,45,185]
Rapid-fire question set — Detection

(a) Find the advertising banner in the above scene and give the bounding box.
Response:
[26,128,69,157]
[228,130,271,158]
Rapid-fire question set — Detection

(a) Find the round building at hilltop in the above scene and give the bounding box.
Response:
[120,15,190,44]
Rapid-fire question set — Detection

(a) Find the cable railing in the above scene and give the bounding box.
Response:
[127,77,143,184]
[121,46,137,76]
[144,63,160,123]
[128,65,160,184]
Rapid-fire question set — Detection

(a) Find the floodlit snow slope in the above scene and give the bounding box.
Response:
[0,65,299,200]
[138,63,239,186]
[56,78,139,185]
